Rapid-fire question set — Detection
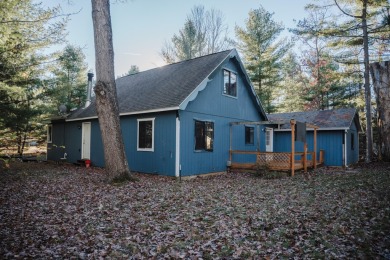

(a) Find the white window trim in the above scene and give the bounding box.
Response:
[222,68,238,99]
[47,124,53,143]
[137,118,155,152]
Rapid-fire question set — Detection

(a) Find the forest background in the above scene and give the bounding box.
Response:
[0,0,389,162]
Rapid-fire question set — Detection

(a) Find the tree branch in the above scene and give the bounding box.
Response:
[334,0,362,19]
[0,10,80,24]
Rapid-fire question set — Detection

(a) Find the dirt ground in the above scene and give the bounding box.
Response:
[0,161,389,258]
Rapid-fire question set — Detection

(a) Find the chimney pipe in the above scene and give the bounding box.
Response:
[85,72,94,108]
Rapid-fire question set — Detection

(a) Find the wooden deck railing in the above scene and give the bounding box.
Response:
[229,150,324,172]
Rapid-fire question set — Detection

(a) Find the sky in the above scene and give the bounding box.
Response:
[42,0,313,77]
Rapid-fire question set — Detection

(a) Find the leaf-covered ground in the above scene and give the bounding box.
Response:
[1,162,390,259]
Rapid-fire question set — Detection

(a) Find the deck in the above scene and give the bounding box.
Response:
[229,150,324,173]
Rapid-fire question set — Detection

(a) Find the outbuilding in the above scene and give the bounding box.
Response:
[268,108,361,167]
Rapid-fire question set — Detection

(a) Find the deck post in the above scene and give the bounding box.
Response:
[290,120,295,176]
[314,127,317,169]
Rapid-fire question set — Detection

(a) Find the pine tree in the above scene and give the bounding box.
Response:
[277,52,307,112]
[236,5,291,113]
[45,45,88,113]
[0,0,67,154]
[311,0,390,162]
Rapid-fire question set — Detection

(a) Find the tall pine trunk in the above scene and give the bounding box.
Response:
[91,0,131,181]
[370,61,390,161]
[362,0,373,163]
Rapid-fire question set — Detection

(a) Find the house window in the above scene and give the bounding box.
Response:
[195,120,214,151]
[245,126,254,145]
[47,124,52,143]
[351,133,355,150]
[223,69,237,97]
[137,118,154,151]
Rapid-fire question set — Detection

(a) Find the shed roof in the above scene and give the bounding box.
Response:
[66,49,266,121]
[268,108,361,131]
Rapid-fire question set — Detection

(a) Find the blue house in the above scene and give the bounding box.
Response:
[47,49,268,177]
[268,108,361,167]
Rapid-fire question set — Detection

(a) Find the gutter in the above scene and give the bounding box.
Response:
[274,127,350,132]
[65,106,179,122]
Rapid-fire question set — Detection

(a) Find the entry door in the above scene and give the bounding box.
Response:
[265,128,273,152]
[82,122,91,159]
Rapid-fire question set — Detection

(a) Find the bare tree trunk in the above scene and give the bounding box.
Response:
[91,0,131,182]
[333,0,373,162]
[362,0,373,163]
[20,131,27,157]
[370,61,390,161]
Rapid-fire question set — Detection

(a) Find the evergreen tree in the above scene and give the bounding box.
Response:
[236,5,291,113]
[0,0,67,154]
[307,0,390,162]
[126,65,139,75]
[277,52,307,112]
[290,2,365,112]
[45,45,88,113]
[171,19,198,61]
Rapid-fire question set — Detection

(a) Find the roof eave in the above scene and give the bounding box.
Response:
[274,127,350,132]
[65,106,179,122]
[178,50,233,111]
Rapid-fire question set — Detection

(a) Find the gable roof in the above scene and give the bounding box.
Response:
[268,108,361,131]
[67,49,266,121]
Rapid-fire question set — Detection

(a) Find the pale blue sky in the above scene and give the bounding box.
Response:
[43,0,313,76]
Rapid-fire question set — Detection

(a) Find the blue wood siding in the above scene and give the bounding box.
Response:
[121,112,177,176]
[48,112,177,176]
[64,121,83,163]
[48,121,83,163]
[230,124,266,164]
[90,120,104,166]
[88,112,177,175]
[346,121,359,165]
[179,58,264,176]
[47,122,66,161]
[274,130,344,166]
[184,57,261,121]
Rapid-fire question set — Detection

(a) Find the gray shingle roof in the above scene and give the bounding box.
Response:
[268,108,360,130]
[67,49,234,120]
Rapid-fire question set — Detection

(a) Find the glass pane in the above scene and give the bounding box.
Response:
[139,121,153,148]
[195,121,205,150]
[223,70,229,94]
[205,122,214,151]
[230,72,237,96]
[245,126,254,144]
[266,131,270,146]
